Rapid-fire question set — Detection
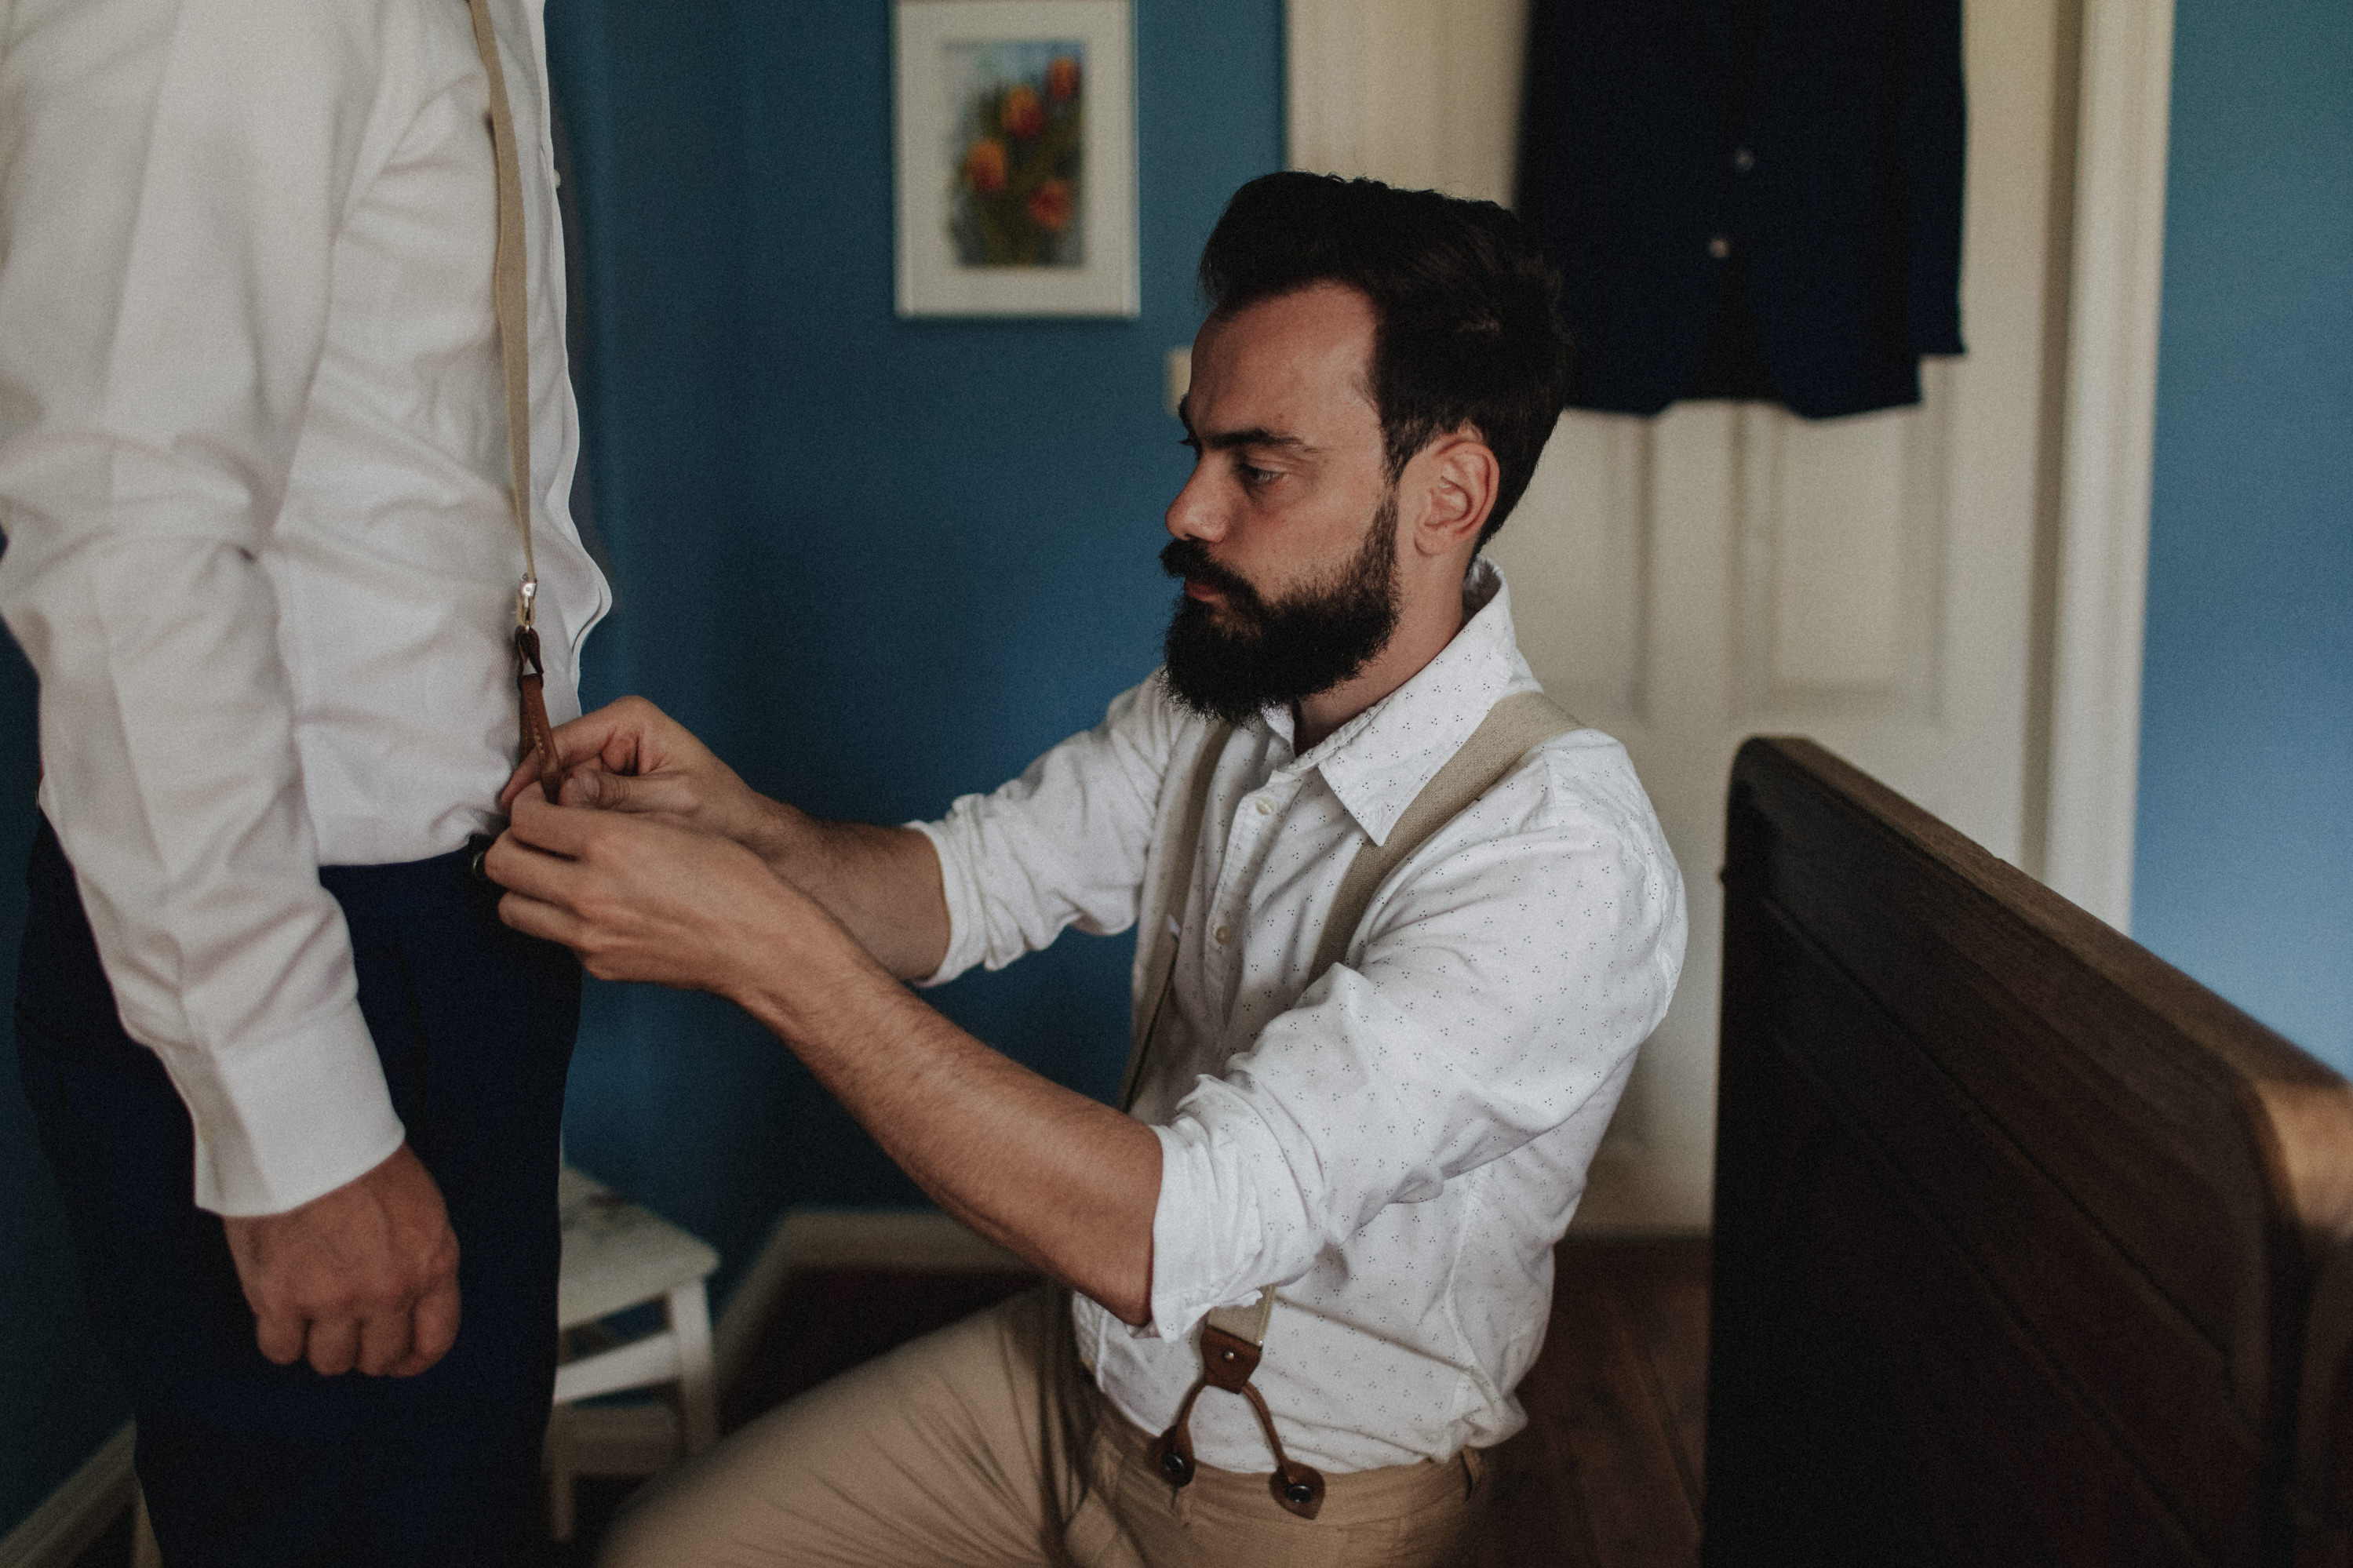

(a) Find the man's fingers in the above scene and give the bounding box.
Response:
[497,887,586,949]
[558,764,617,809]
[496,755,543,811]
[305,1313,362,1378]
[354,1301,415,1377]
[559,766,703,819]
[392,1276,463,1378]
[252,1305,307,1367]
[495,791,602,859]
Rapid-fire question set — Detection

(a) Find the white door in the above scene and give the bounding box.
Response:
[1289,0,2085,1228]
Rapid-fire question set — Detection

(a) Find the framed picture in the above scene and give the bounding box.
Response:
[893,0,1139,318]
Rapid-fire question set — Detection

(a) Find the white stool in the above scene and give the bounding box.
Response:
[545,1162,721,1541]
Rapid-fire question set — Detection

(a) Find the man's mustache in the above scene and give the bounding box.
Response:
[1160,540,1261,609]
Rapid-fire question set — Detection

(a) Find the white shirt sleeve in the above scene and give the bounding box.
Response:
[1143,753,1687,1337]
[0,0,410,1215]
[912,677,1182,987]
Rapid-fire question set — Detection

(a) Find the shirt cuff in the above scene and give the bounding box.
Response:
[1143,1104,1295,1341]
[904,818,985,988]
[149,1002,406,1217]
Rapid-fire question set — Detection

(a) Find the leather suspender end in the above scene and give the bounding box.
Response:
[1153,1323,1328,1519]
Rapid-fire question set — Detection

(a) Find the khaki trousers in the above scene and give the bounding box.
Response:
[599,1286,1485,1567]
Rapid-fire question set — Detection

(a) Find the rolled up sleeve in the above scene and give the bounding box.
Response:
[911,677,1181,988]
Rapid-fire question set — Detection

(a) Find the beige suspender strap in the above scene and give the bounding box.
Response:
[1306,689,1580,985]
[1143,688,1581,1515]
[464,0,537,611]
[1117,721,1232,1115]
[463,0,561,799]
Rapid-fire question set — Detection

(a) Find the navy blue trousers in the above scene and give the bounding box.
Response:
[16,820,581,1567]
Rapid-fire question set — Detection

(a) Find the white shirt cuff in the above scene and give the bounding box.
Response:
[152,1002,406,1217]
[1143,1102,1299,1341]
[904,818,985,988]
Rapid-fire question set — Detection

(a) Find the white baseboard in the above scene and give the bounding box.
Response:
[0,1422,135,1568]
[712,1207,1032,1391]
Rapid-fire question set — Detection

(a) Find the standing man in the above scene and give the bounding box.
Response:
[0,1,608,1563]
[494,173,1684,1566]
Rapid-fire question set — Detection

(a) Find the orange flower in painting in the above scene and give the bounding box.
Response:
[1025,178,1073,231]
[964,138,1007,195]
[1046,56,1080,102]
[1002,84,1044,138]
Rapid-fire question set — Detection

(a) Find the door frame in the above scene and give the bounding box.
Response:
[2041,0,2173,932]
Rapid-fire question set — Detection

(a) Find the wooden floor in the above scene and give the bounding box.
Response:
[1476,1238,1708,1568]
[712,1235,1710,1568]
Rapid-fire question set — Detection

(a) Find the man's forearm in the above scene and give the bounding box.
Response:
[491,791,1154,1319]
[743,806,951,982]
[729,927,1159,1324]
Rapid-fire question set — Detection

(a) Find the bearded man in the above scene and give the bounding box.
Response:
[489,171,1686,1567]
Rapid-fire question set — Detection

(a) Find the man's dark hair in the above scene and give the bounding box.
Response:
[1197,171,1574,548]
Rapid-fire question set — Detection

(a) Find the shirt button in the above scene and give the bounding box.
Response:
[1732,146,1756,173]
[1708,235,1732,260]
[1215,924,1233,946]
[1255,799,1273,817]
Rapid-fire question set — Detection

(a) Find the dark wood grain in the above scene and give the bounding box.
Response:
[1706,737,2353,1568]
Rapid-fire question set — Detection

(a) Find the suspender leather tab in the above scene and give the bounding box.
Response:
[1153,1324,1327,1519]
[514,625,561,802]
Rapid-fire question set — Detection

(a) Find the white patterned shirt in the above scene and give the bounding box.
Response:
[915,562,1686,1472]
[0,0,608,1215]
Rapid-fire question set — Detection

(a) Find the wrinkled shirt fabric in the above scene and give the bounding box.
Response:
[915,563,1685,1473]
[0,0,609,1215]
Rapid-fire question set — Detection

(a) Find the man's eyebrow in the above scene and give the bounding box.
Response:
[1198,426,1313,453]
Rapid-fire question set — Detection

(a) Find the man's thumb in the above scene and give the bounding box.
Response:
[560,767,617,809]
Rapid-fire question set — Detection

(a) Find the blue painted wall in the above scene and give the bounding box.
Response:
[2135,0,2353,1071]
[542,0,1286,1304]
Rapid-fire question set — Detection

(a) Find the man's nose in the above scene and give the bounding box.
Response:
[1165,464,1225,543]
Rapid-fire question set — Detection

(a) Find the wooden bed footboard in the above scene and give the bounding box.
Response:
[1703,738,2353,1566]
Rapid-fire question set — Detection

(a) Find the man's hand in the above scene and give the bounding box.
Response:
[498,711,955,983]
[499,697,775,853]
[488,791,822,999]
[220,1143,461,1378]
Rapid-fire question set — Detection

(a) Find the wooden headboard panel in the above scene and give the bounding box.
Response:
[1703,738,2353,1566]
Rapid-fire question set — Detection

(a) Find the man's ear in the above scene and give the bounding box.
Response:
[1408,431,1500,558]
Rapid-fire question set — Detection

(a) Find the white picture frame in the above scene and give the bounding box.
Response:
[893,0,1140,318]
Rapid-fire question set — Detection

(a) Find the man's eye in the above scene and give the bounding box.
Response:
[1239,462,1278,486]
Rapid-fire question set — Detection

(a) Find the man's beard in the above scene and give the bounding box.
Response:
[1159,490,1401,726]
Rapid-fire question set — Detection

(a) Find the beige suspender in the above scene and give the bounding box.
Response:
[463,0,563,801]
[1129,689,1579,1515]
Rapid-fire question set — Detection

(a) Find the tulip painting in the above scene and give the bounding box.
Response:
[945,40,1085,268]
[894,0,1135,317]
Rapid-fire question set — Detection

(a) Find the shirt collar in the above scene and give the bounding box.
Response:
[1258,559,1532,846]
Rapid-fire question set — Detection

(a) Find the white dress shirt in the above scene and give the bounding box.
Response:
[916,563,1686,1472]
[0,0,609,1216]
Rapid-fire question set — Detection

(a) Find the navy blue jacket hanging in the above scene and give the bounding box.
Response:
[1517,0,1965,419]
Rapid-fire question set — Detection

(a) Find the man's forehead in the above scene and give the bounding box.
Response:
[1187,282,1379,436]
